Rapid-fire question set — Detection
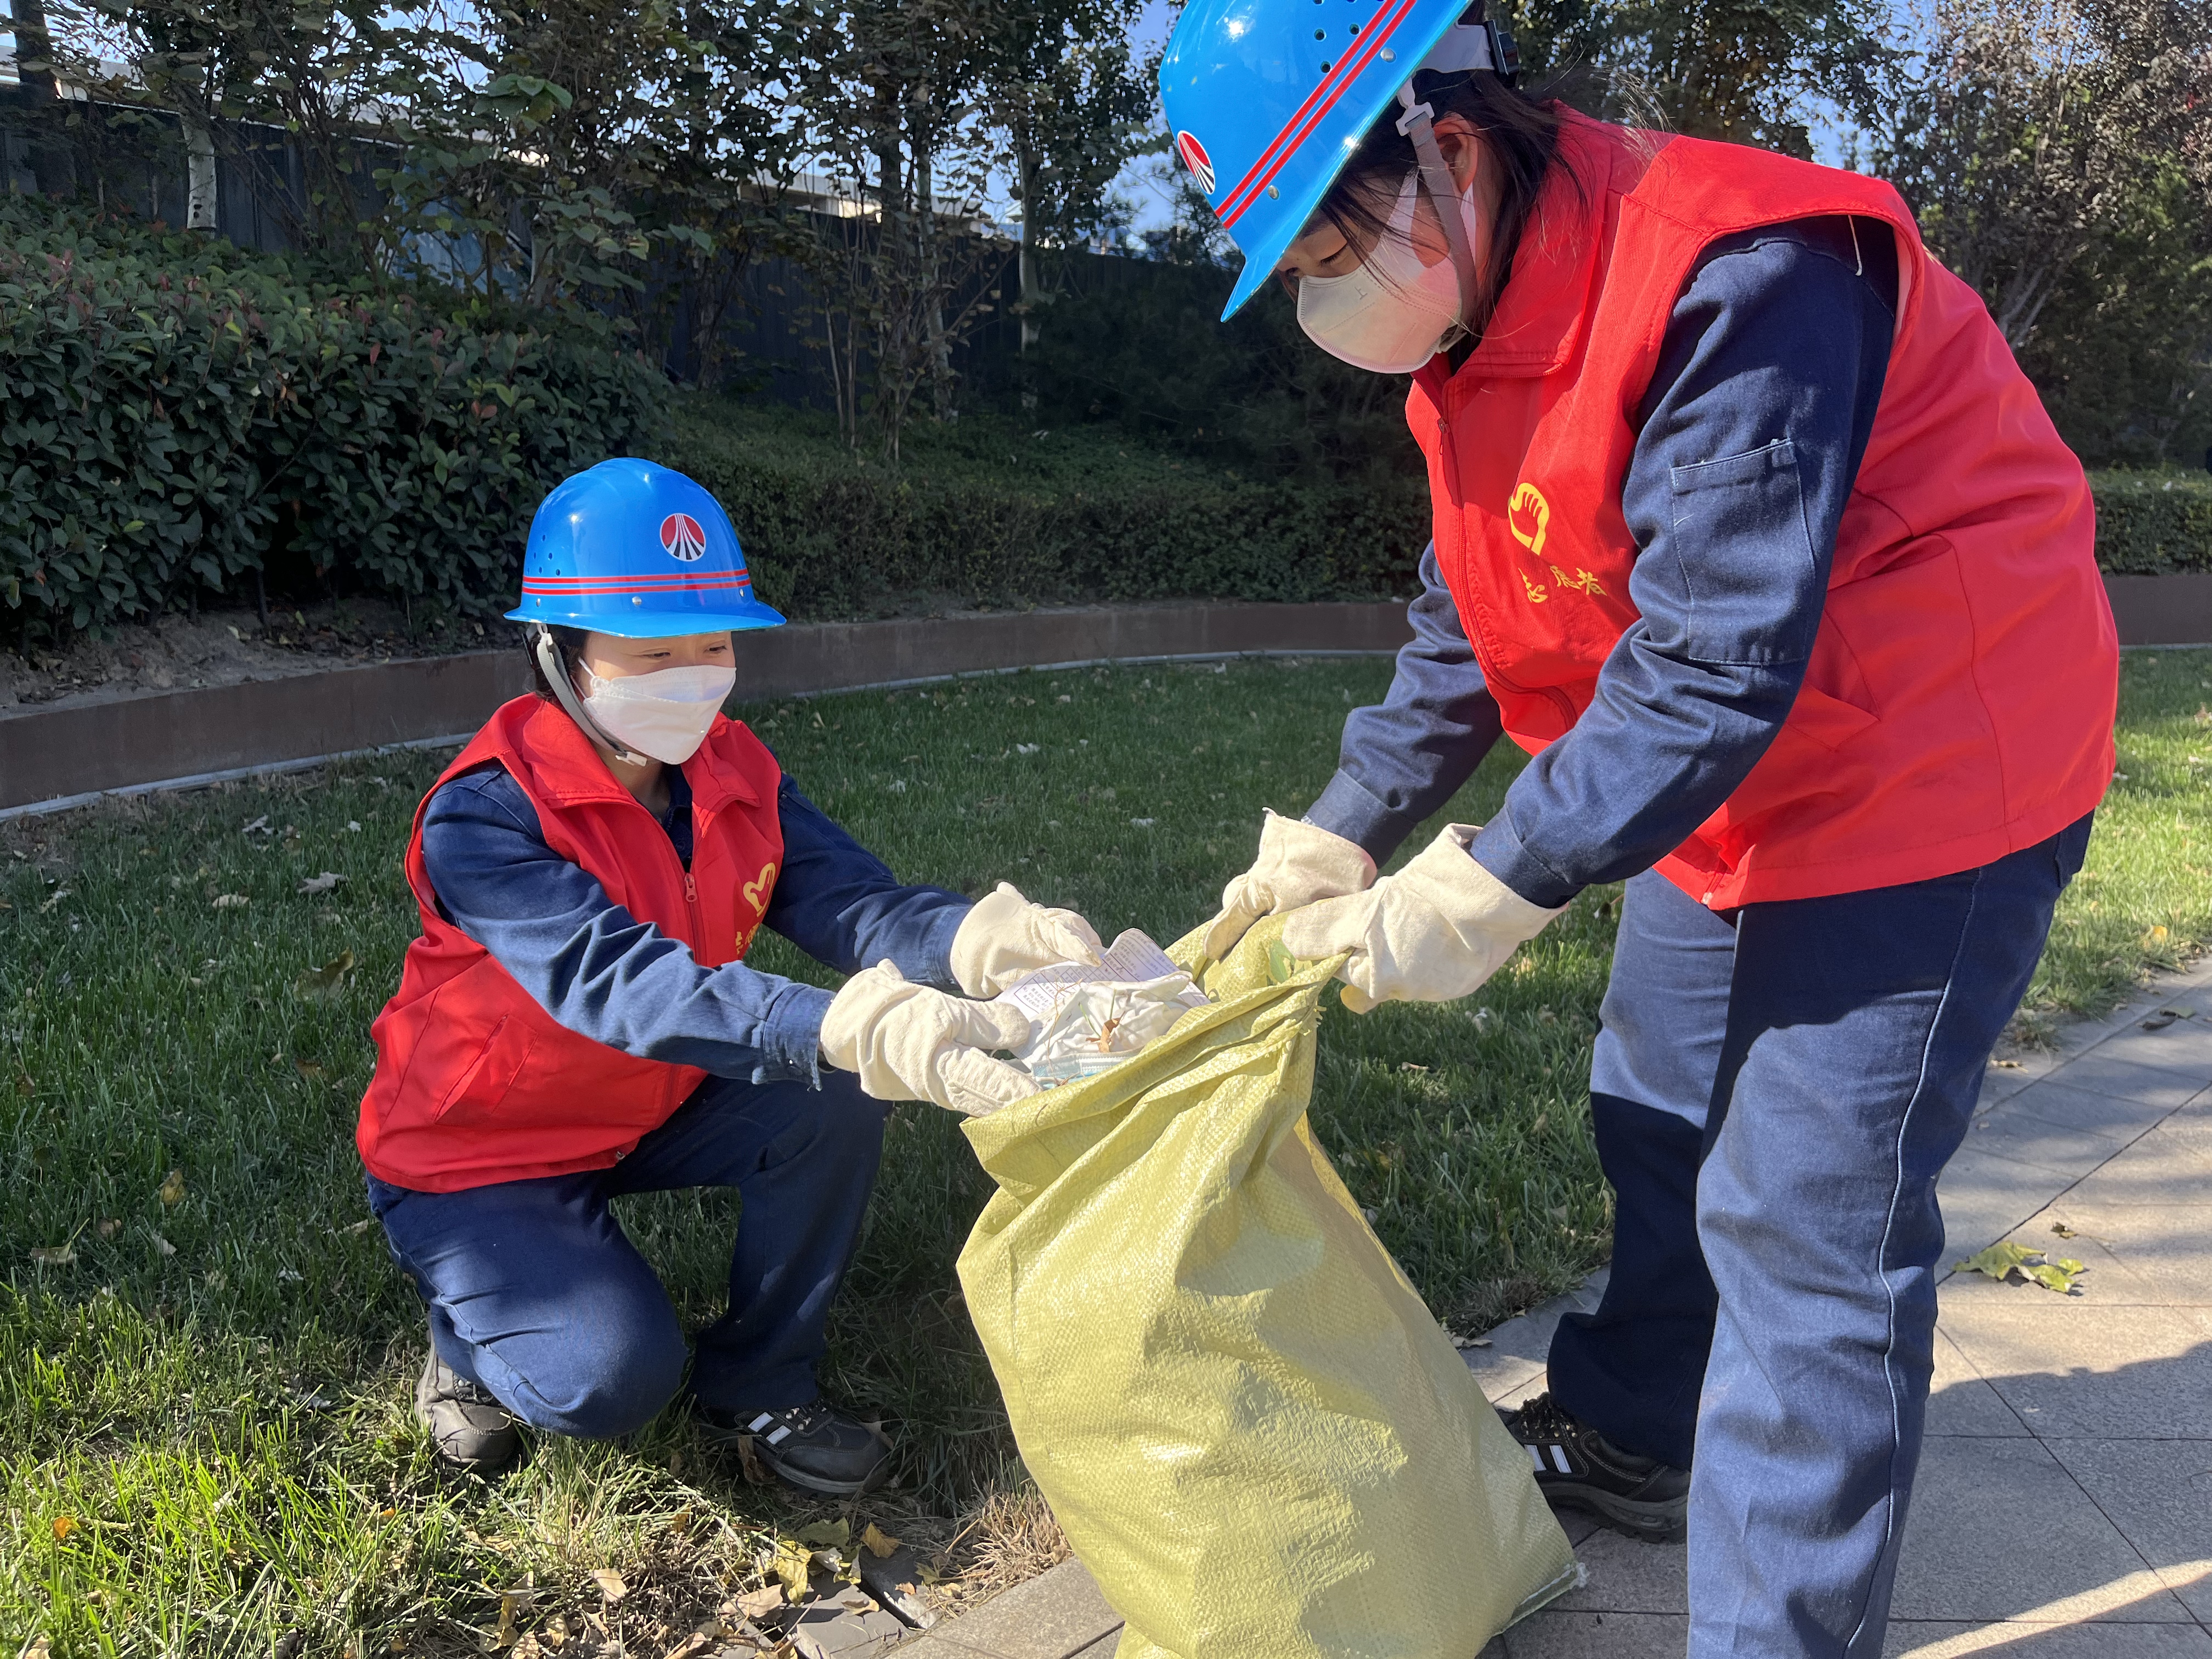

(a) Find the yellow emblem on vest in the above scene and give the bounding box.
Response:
[1507,482,1551,558]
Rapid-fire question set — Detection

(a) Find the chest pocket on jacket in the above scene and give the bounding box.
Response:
[1663,439,1824,667]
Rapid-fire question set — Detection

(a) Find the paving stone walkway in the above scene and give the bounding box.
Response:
[900,956,2212,1658]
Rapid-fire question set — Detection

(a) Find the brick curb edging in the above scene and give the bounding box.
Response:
[0,601,1415,819]
[8,578,2207,821]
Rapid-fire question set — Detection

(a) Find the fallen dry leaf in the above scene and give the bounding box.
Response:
[495,1588,530,1649]
[769,1536,815,1602]
[159,1168,185,1207]
[297,872,346,895]
[735,1587,786,1620]
[151,1232,176,1257]
[589,1567,627,1602]
[96,1218,120,1239]
[30,1244,75,1267]
[294,951,356,1001]
[294,1059,326,1081]
[861,1522,901,1559]
[39,885,70,913]
[794,1519,850,1549]
[2051,1222,2079,1239]
[736,1436,773,1485]
[211,893,250,910]
[1991,1057,2024,1069]
[52,1514,78,1541]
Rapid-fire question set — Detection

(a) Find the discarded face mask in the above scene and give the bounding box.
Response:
[994,930,1211,1087]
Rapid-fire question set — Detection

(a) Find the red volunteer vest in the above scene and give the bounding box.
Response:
[357,696,786,1192]
[1413,113,2117,907]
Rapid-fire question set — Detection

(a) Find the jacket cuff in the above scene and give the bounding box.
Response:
[1468,812,1583,911]
[1304,770,1419,866]
[916,900,974,994]
[752,982,838,1088]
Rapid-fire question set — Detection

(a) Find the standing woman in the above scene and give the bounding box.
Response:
[359,459,1099,1489]
[1173,3,2115,1654]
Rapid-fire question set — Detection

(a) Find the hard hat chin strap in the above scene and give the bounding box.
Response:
[531,624,642,765]
[1394,86,1483,341]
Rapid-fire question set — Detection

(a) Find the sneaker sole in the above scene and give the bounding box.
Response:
[754,1442,893,1498]
[1541,1482,1687,1544]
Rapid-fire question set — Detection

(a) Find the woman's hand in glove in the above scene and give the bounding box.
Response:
[950,882,1105,997]
[1280,825,1565,1013]
[1203,810,1377,961]
[821,962,1040,1115]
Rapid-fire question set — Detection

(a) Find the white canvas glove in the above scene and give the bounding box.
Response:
[821,962,1040,1115]
[1203,809,1377,961]
[950,882,1104,997]
[1280,824,1565,1014]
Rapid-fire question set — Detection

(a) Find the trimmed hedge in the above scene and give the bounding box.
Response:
[668,400,1430,618]
[672,404,2212,619]
[4,182,2205,642]
[2085,470,2212,575]
[0,197,669,635]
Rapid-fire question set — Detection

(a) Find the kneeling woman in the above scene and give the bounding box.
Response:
[357,460,1097,1489]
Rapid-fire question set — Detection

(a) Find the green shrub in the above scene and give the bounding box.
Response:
[0,196,669,636]
[667,399,1430,617]
[2087,470,2212,575]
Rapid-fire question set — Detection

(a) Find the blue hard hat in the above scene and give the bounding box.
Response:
[1160,0,1503,319]
[505,458,787,636]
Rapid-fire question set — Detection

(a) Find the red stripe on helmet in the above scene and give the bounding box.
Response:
[522,575,752,594]
[523,573,749,590]
[1217,0,1423,229]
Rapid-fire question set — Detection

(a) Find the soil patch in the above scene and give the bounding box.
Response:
[1,601,516,716]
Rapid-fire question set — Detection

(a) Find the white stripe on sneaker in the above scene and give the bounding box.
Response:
[748,1412,776,1434]
[766,1425,792,1445]
[1527,1444,1544,1474]
[1549,1445,1571,1475]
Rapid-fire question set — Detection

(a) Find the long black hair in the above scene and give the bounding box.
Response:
[1306,56,1580,335]
[526,624,590,701]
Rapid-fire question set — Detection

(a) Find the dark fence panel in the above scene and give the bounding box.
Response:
[1,91,1185,416]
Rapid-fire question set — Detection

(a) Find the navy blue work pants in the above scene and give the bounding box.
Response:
[1547,814,2091,1657]
[367,1070,888,1440]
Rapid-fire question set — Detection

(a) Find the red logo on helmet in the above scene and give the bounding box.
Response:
[1175,131,1216,196]
[659,512,707,561]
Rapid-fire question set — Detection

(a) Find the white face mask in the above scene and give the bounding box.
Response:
[575,662,736,765]
[1295,168,1475,374]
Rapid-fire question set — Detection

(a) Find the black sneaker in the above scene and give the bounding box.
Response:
[415,1345,520,1471]
[1499,1391,1689,1542]
[698,1398,892,1496]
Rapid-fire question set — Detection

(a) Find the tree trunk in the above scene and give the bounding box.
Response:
[1017,135,1041,353]
[8,0,78,196]
[184,109,218,230]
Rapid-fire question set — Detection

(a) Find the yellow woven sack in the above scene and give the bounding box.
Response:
[956,916,1579,1659]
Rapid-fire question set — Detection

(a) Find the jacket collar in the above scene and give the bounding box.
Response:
[1415,114,1662,398]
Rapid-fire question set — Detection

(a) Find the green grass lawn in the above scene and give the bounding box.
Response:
[5,648,2209,1656]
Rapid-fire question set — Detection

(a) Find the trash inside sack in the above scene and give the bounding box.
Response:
[995,930,1210,1086]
